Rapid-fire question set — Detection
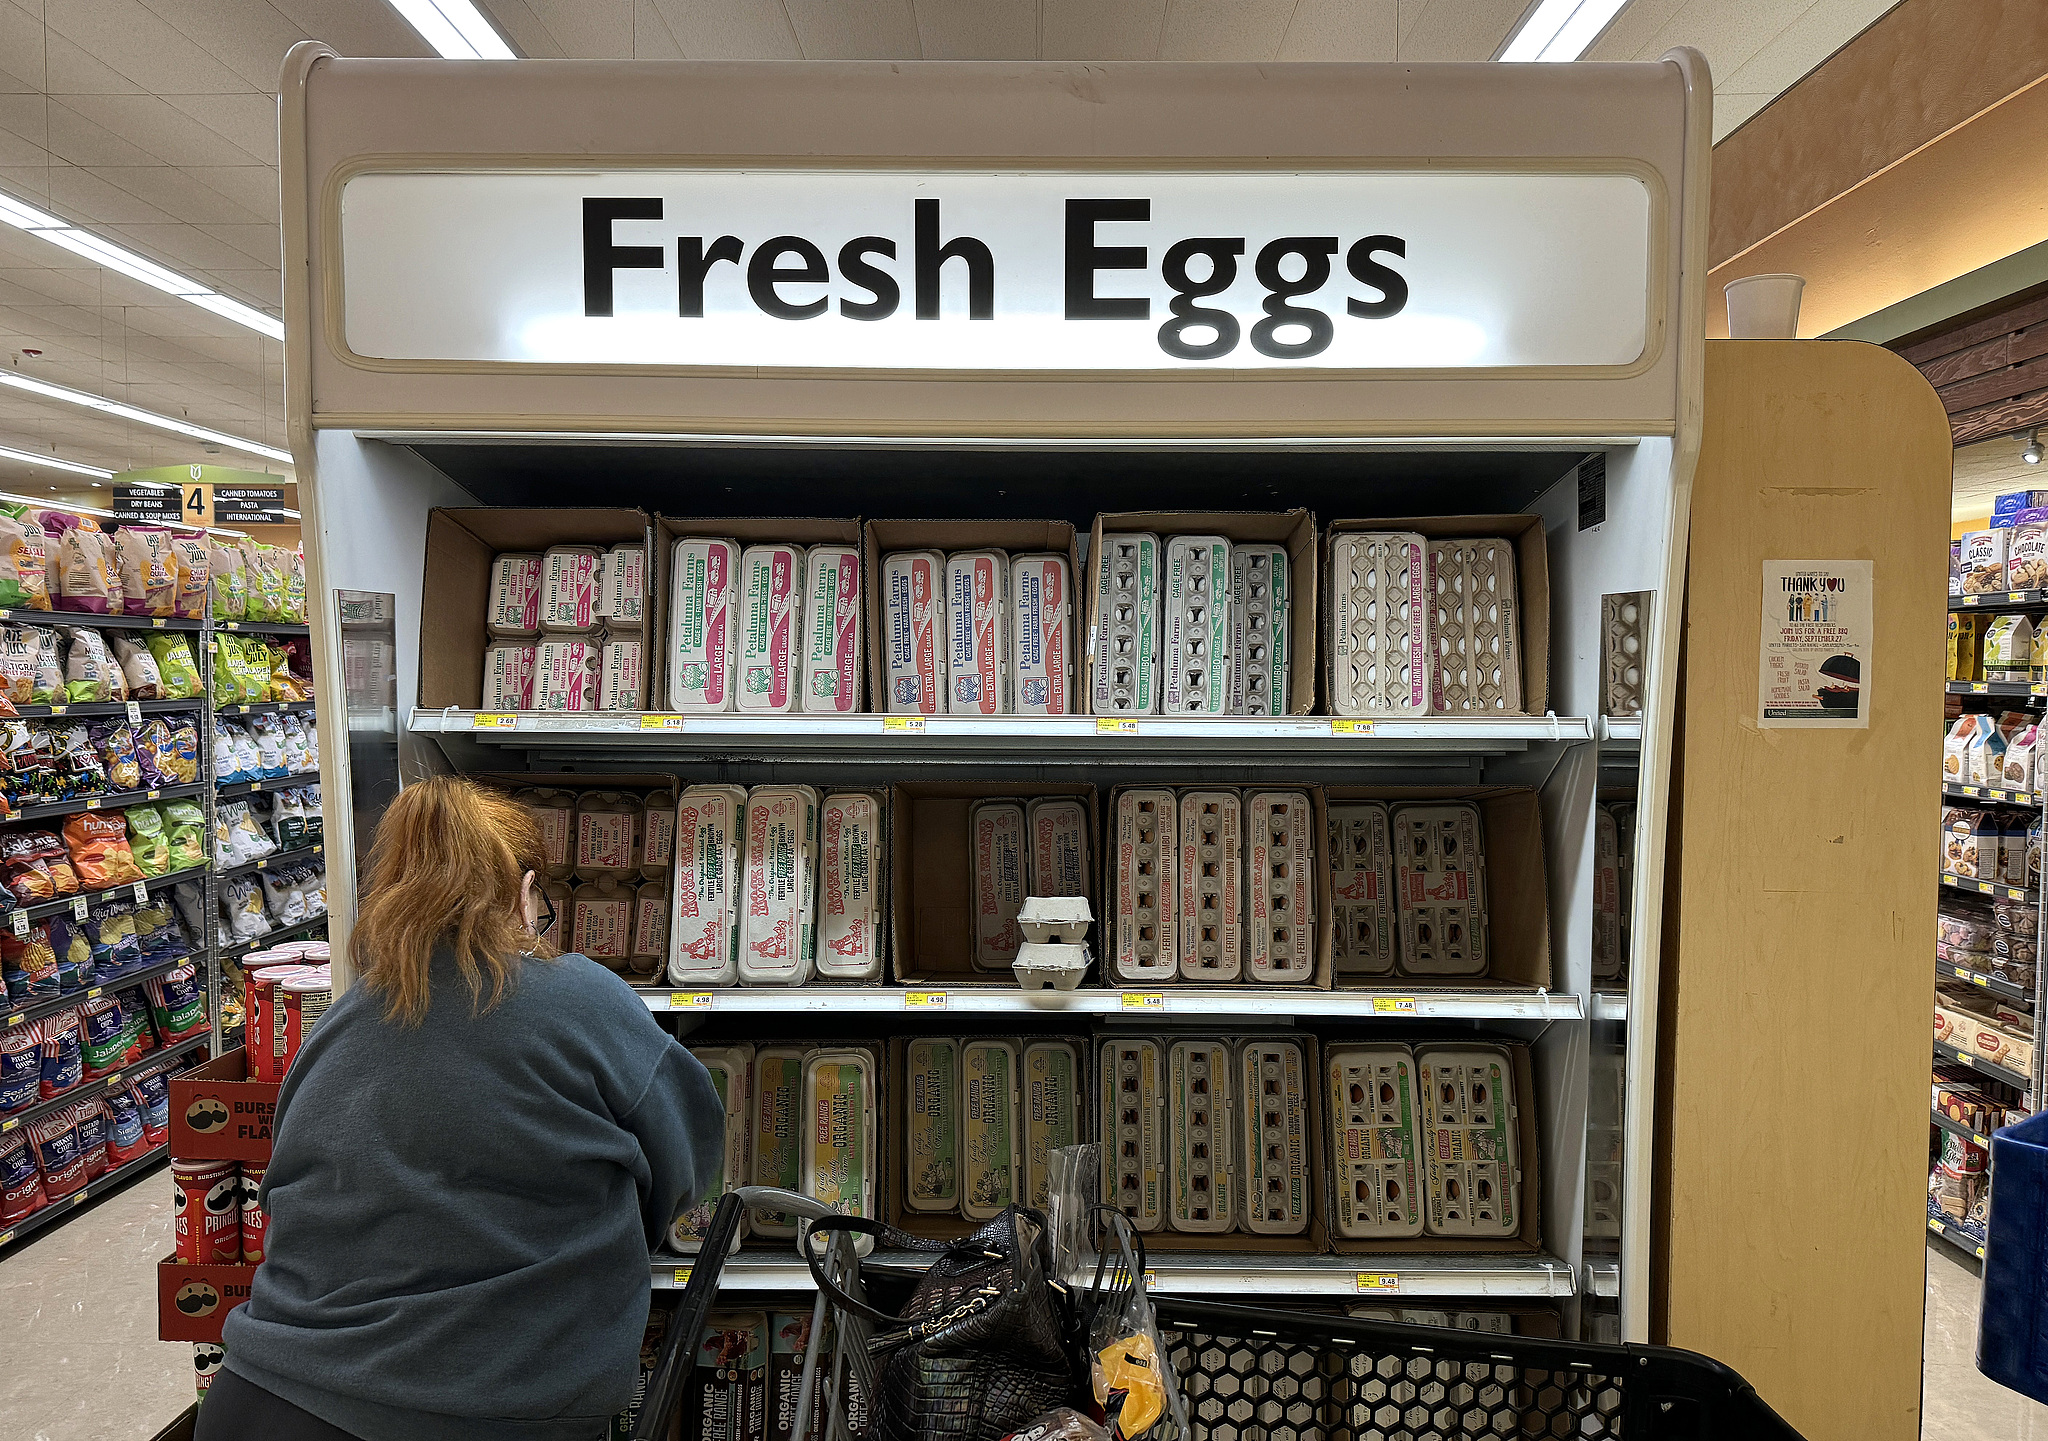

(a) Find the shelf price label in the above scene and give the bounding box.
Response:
[71,897,88,921]
[1095,718,1138,736]
[0,1117,14,1132]
[471,714,518,731]
[669,992,713,1011]
[125,701,142,725]
[1355,1272,1400,1293]
[131,882,148,903]
[1372,996,1418,1015]
[638,715,685,733]
[2011,592,2028,603]
[1121,992,1165,1012]
[903,991,947,1009]
[1142,1270,1157,1291]
[151,618,166,629]
[1969,684,1990,694]
[1330,719,1376,736]
[882,716,925,734]
[673,1266,693,1287]
[10,912,26,939]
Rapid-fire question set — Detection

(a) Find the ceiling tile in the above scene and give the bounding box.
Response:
[44,97,162,167]
[128,0,308,92]
[32,160,180,224]
[781,0,921,59]
[912,0,1038,60]
[160,92,277,166]
[1277,0,1400,60]
[628,0,687,58]
[41,32,148,95]
[97,221,263,275]
[0,91,48,147]
[646,0,802,58]
[1584,0,1688,60]
[81,164,268,226]
[1394,0,1524,59]
[0,1,48,92]
[1039,0,1167,59]
[1718,0,1899,99]
[191,220,282,266]
[1158,0,1299,59]
[265,0,433,60]
[490,0,637,56]
[62,93,267,167]
[0,120,51,169]
[43,0,255,95]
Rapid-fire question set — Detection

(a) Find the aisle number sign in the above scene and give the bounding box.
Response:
[339,170,1653,373]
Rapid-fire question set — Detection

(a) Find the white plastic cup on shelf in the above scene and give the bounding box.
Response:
[1725,273,1805,340]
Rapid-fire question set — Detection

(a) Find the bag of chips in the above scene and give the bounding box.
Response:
[251,714,287,778]
[125,804,170,878]
[30,628,60,705]
[0,1124,45,1220]
[0,1023,41,1115]
[112,526,178,616]
[52,723,108,800]
[1,832,58,904]
[28,1106,84,1196]
[78,994,127,1079]
[60,627,122,703]
[208,536,247,620]
[71,1098,109,1180]
[222,876,268,941]
[40,513,121,616]
[167,533,209,621]
[37,1008,82,1100]
[0,924,58,999]
[145,963,207,1041]
[0,626,38,706]
[47,914,93,992]
[108,634,163,700]
[283,548,308,622]
[0,507,51,611]
[91,720,141,792]
[86,904,141,979]
[131,1066,169,1144]
[163,799,206,872]
[103,1083,148,1165]
[163,718,199,784]
[132,897,180,960]
[242,539,286,623]
[144,632,200,699]
[64,810,143,889]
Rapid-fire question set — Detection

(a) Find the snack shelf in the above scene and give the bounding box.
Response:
[1943,784,2040,807]
[1940,873,2036,904]
[1952,590,2048,611]
[8,781,208,825]
[214,701,318,717]
[1930,1109,1996,1151]
[635,985,1584,1021]
[217,916,328,965]
[216,842,324,882]
[0,1141,171,1252]
[1934,1039,2032,1091]
[3,956,190,1029]
[1927,1215,1987,1260]
[14,862,210,925]
[7,699,204,721]
[0,610,205,633]
[216,770,319,798]
[649,1250,1579,1299]
[1935,953,2033,1004]
[1945,680,2043,698]
[0,1033,210,1140]
[217,620,311,637]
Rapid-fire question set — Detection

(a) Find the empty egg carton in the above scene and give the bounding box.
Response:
[1168,1040,1236,1233]
[1427,537,1521,714]
[1016,895,1093,944]
[1602,591,1648,718]
[1231,544,1290,716]
[1099,1038,1166,1232]
[1328,532,1429,715]
[1091,532,1161,714]
[1246,790,1316,983]
[1238,1037,1310,1235]
[1112,789,1180,983]
[1328,801,1397,978]
[1011,942,1091,990]
[1390,803,1488,977]
[1417,1044,1520,1238]
[969,799,1026,972]
[1325,1043,1423,1240]
[1164,535,1233,715]
[1177,789,1243,982]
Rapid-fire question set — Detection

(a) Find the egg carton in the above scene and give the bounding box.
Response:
[1602,591,1648,719]
[881,550,945,715]
[1593,803,1622,984]
[1023,1040,1086,1210]
[1325,1043,1423,1240]
[1417,1044,1520,1238]
[1016,895,1092,944]
[1111,789,1179,983]
[1230,544,1291,716]
[1238,1037,1311,1235]
[964,1041,1021,1221]
[946,549,1009,715]
[1012,941,1091,990]
[669,784,746,986]
[1585,1049,1623,1241]
[750,1046,806,1238]
[799,544,862,714]
[675,1044,755,1251]
[1025,798,1091,901]
[1010,552,1072,716]
[736,543,803,714]
[903,1038,961,1215]
[1427,537,1521,714]
[802,1048,877,1245]
[1168,1040,1236,1233]
[668,538,739,711]
[1328,801,1396,978]
[969,800,1026,971]
[1246,790,1316,983]
[737,784,820,986]
[1099,1038,1166,1232]
[1091,532,1161,714]
[1176,789,1243,982]
[1163,535,1233,715]
[817,791,883,982]
[1328,532,1428,716]
[1391,803,1488,977]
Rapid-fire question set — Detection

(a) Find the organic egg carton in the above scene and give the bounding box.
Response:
[1328,802,1396,978]
[1328,532,1429,716]
[1177,790,1244,982]
[1417,1044,1520,1238]
[946,550,1009,716]
[1091,533,1161,715]
[1325,1043,1423,1240]
[1099,1038,1166,1232]
[1023,1040,1086,1210]
[1164,536,1233,715]
[1427,537,1521,714]
[963,1040,1022,1221]
[1112,789,1179,983]
[903,1038,962,1215]
[1391,803,1488,977]
[1601,591,1648,719]
[675,1044,754,1251]
[969,800,1027,972]
[802,1048,877,1240]
[750,1046,806,1238]
[1230,544,1290,716]
[1238,1037,1311,1235]
[1168,1040,1236,1233]
[1246,790,1316,983]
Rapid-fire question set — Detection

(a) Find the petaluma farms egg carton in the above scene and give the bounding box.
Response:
[1091,533,1162,715]
[1428,538,1521,714]
[668,538,740,712]
[1328,802,1396,978]
[946,550,1010,716]
[879,541,1072,716]
[1163,536,1233,715]
[881,550,945,715]
[1391,803,1488,977]
[1099,1037,1167,1233]
[1230,544,1290,717]
[1328,532,1428,716]
[1010,553,1072,715]
[800,545,863,714]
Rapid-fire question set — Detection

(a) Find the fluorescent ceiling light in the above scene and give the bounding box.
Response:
[387,0,516,58]
[1498,0,1631,61]
[0,443,114,479]
[0,369,292,465]
[0,189,284,340]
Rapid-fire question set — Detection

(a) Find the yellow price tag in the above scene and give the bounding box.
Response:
[1142,1270,1157,1291]
[472,713,518,730]
[1331,719,1376,736]
[674,1266,693,1286]
[152,617,166,628]
[84,798,99,810]
[1121,992,1165,1011]
[1372,996,1418,1015]
[669,992,713,1010]
[639,715,685,732]
[903,991,948,1009]
[2011,592,2027,603]
[1355,1273,1400,1292]
[0,1117,15,1131]
[1095,718,1137,735]
[1971,684,1990,693]
[882,716,926,734]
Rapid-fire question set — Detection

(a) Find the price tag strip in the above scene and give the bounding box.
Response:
[1121,992,1165,1011]
[669,992,714,1011]
[639,715,685,732]
[903,991,948,1009]
[882,716,925,734]
[1331,719,1376,736]
[1095,718,1138,736]
[471,713,519,731]
[1355,1272,1400,1293]
[1371,996,1417,1015]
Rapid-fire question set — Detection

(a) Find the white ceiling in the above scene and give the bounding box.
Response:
[0,0,1903,504]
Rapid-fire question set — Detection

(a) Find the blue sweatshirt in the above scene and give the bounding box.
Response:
[223,952,724,1441]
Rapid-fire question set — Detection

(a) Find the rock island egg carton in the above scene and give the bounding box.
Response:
[969,799,1026,972]
[1177,790,1243,982]
[816,791,883,982]
[668,784,745,986]
[737,784,820,986]
[1025,797,1090,900]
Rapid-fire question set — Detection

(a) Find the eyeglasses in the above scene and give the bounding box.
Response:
[533,889,557,939]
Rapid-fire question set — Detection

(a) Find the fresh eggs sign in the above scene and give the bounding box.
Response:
[337,169,1653,373]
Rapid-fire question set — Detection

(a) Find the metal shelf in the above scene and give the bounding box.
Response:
[216,843,324,881]
[14,863,210,925]
[214,701,318,717]
[1597,716,1641,743]
[1927,1215,1987,1260]
[1940,873,2037,905]
[1584,1262,1619,1299]
[1935,1039,2032,1092]
[4,955,192,1030]
[1945,680,2042,699]
[5,698,204,721]
[1936,952,2033,1005]
[0,1141,172,1252]
[216,769,319,798]
[1953,590,2048,611]
[0,609,204,633]
[636,984,1583,1021]
[0,1034,210,1139]
[1930,1109,1996,1151]
[651,1249,1577,1299]
[218,916,329,965]
[1943,784,2041,808]
[217,620,310,637]
[1592,992,1627,1022]
[6,781,208,824]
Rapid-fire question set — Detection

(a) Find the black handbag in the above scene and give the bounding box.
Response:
[804,1207,1084,1441]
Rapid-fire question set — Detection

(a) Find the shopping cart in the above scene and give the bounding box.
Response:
[635,1190,1806,1441]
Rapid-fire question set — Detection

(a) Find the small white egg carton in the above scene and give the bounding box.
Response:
[1016,895,1093,944]
[1012,941,1092,991]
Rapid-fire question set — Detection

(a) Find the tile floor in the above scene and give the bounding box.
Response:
[3,1172,2046,1441]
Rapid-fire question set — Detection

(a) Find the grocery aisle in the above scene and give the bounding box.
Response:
[0,1167,193,1440]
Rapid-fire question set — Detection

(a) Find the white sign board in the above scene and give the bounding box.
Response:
[338,169,1653,373]
[1758,560,1872,728]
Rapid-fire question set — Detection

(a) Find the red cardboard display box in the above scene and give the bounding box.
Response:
[169,1050,278,1162]
[158,1256,258,1343]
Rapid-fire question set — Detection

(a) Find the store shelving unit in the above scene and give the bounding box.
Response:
[0,1033,210,1142]
[0,1142,179,1251]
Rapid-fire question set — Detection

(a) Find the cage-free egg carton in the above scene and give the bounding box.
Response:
[1328,801,1397,978]
[1325,1043,1423,1240]
[1091,532,1161,715]
[1417,1044,1520,1239]
[1100,1038,1167,1232]
[1112,789,1180,983]
[1328,532,1429,716]
[1177,790,1244,982]
[1230,544,1290,716]
[1238,1037,1311,1235]
[1164,536,1234,715]
[1428,538,1521,714]
[1601,591,1648,719]
[1023,1039,1085,1211]
[1246,790,1316,983]
[1168,1040,1236,1233]
[1391,803,1488,977]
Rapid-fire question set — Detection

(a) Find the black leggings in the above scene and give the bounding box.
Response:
[194,1368,367,1441]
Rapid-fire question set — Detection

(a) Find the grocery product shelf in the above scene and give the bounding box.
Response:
[1935,953,2033,1005]
[216,769,318,798]
[15,862,209,924]
[214,701,318,717]
[218,916,328,965]
[635,984,1584,1021]
[1585,1262,1619,1299]
[0,1142,171,1252]
[1953,590,2048,611]
[1930,1109,1995,1151]
[1597,716,1641,744]
[1945,680,2043,699]
[0,609,204,633]
[6,699,204,721]
[1943,784,2041,807]
[0,1034,210,1140]
[217,620,310,637]
[1940,873,2036,904]
[1592,992,1628,1022]
[7,781,208,824]
[1927,1215,1987,1261]
[1935,1039,2032,1092]
[4,955,191,1030]
[216,843,323,882]
[650,1249,1578,1299]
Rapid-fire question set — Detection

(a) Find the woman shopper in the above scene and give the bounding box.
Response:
[199,777,725,1441]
